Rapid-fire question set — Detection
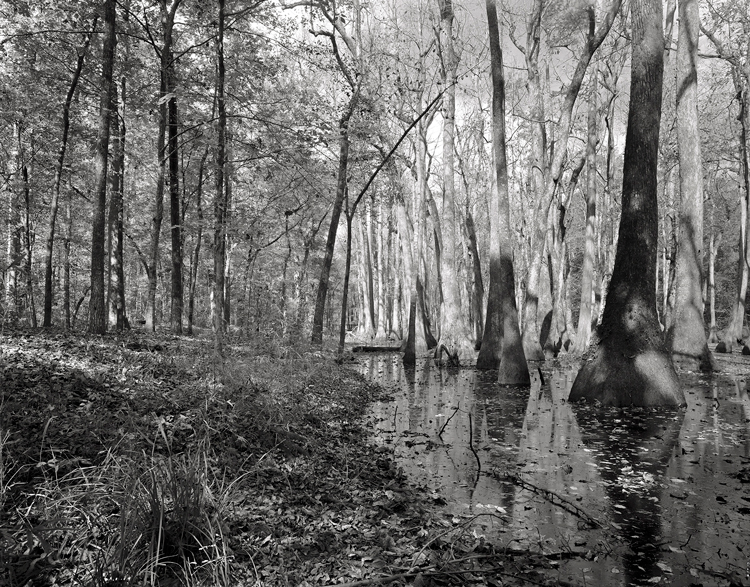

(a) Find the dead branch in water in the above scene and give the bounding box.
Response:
[491,469,601,529]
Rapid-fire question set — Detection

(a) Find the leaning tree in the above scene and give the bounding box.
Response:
[569,0,685,407]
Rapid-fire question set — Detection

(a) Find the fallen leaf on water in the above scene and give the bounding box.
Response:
[656,562,672,573]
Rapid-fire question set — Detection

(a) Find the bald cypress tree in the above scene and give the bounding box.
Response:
[570,0,684,407]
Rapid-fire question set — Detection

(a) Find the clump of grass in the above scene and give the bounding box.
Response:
[1,331,383,587]
[1,425,242,587]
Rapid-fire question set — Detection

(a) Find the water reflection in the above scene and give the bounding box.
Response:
[362,355,750,586]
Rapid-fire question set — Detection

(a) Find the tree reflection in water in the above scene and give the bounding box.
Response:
[362,354,750,586]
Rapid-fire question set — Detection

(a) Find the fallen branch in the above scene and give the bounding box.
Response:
[492,470,601,529]
[438,405,460,438]
[468,412,481,483]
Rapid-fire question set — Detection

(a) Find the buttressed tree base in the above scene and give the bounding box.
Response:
[570,334,684,407]
[569,0,685,408]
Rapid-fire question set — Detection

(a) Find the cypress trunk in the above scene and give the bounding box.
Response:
[570,0,684,407]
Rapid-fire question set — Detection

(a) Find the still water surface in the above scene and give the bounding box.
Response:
[358,355,750,586]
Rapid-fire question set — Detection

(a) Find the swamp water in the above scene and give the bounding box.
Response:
[358,354,750,586]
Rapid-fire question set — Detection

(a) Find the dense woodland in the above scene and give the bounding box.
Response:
[3,0,750,584]
[1,0,749,367]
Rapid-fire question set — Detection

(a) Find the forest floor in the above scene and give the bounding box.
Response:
[0,328,555,587]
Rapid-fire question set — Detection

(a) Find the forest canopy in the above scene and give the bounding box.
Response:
[1,0,748,367]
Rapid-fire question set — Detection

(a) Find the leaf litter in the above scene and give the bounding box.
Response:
[0,329,559,587]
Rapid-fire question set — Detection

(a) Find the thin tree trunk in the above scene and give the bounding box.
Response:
[89,0,117,334]
[187,149,207,335]
[223,137,233,328]
[436,0,473,364]
[476,0,529,383]
[44,25,93,327]
[376,197,387,338]
[570,0,683,407]
[22,161,36,327]
[522,0,622,361]
[337,215,354,355]
[663,167,678,328]
[168,52,182,333]
[5,122,22,315]
[311,104,355,344]
[361,204,375,335]
[575,74,599,353]
[63,193,72,328]
[667,0,714,370]
[708,217,721,344]
[726,81,750,349]
[398,194,419,364]
[213,0,227,357]
[147,76,167,330]
[464,208,484,347]
[107,76,128,330]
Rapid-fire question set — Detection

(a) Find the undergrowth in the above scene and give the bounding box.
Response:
[0,329,392,587]
[1,330,549,587]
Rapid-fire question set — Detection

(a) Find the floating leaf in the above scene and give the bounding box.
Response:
[656,562,672,573]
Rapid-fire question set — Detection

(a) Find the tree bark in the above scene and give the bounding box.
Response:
[464,208,484,347]
[667,0,714,370]
[107,77,128,330]
[376,197,387,338]
[570,0,684,407]
[337,214,355,355]
[63,193,72,328]
[167,51,182,334]
[574,74,599,353]
[435,0,474,364]
[213,0,227,357]
[545,163,579,357]
[187,148,208,335]
[520,0,546,361]
[44,25,93,327]
[727,82,750,349]
[707,200,721,343]
[400,150,434,362]
[88,0,117,335]
[4,122,20,313]
[22,159,36,327]
[398,194,419,364]
[311,104,355,344]
[476,0,529,383]
[359,205,375,335]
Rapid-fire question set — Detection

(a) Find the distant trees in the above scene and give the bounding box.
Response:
[1,0,748,371]
[701,2,750,353]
